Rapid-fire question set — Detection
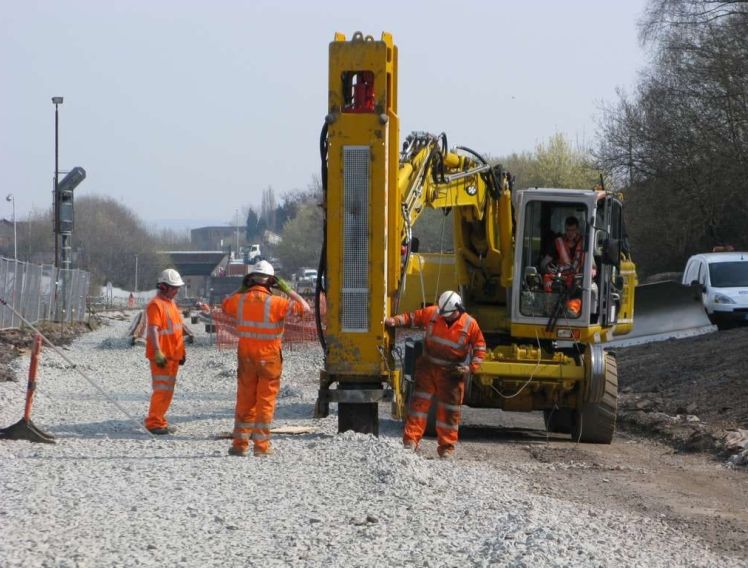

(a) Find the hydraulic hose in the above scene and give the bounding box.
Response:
[455,145,502,199]
[316,122,328,353]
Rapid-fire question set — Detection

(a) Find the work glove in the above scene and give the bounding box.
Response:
[274,277,293,295]
[154,351,168,368]
[384,317,397,328]
[179,353,186,366]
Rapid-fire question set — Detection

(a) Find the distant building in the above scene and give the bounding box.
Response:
[164,251,228,299]
[190,226,243,251]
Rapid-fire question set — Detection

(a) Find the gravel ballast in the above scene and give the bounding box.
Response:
[0,317,738,567]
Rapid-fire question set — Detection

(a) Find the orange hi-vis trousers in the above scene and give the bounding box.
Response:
[232,353,282,453]
[403,359,465,456]
[145,359,180,430]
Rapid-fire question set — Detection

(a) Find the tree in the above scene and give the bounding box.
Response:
[15,196,188,289]
[500,133,600,190]
[245,207,262,242]
[275,202,323,276]
[14,207,54,263]
[531,133,600,189]
[261,186,277,233]
[276,178,323,230]
[595,2,748,276]
[71,196,167,289]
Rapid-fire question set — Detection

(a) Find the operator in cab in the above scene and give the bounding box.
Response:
[385,291,486,459]
[540,215,586,317]
[222,260,310,457]
[145,268,186,435]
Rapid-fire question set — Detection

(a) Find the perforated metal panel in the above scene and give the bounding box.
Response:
[342,146,370,331]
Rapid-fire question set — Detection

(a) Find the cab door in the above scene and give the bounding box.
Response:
[596,196,626,328]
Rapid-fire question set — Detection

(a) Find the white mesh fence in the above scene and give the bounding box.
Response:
[0,257,91,329]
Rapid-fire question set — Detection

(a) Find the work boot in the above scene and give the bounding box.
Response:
[403,440,417,451]
[148,426,177,435]
[228,446,249,457]
[438,449,455,460]
[253,446,274,457]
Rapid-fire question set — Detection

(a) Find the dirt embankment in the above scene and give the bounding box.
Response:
[0,321,95,382]
[615,326,748,460]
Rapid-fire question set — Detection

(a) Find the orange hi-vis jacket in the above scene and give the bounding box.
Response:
[145,296,185,361]
[555,233,585,274]
[392,305,487,373]
[222,285,303,358]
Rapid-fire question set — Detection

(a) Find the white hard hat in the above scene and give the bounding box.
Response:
[249,260,274,277]
[437,290,462,315]
[157,268,185,287]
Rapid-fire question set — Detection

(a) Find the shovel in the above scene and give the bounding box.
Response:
[0,334,56,444]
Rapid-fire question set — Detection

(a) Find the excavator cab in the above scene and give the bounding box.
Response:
[318,31,640,441]
[511,189,633,343]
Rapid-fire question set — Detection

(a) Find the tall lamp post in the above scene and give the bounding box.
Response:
[52,96,63,268]
[235,209,240,258]
[5,194,15,260]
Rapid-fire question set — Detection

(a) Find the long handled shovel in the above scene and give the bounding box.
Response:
[0,334,56,443]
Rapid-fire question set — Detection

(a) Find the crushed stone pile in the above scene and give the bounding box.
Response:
[0,319,740,567]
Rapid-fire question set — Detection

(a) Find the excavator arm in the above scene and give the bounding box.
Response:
[316,31,637,444]
[394,132,515,317]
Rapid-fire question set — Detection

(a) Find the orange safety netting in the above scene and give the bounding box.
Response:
[210,310,239,351]
[210,295,327,352]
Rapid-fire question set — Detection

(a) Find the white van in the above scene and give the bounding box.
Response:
[682,251,748,328]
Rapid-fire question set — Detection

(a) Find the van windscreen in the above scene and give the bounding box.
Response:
[709,261,748,287]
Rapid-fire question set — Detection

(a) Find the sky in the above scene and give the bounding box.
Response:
[1,0,649,231]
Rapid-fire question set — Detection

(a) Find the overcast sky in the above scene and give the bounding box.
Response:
[1,0,648,230]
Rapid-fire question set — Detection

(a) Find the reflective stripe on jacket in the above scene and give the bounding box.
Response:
[222,285,302,358]
[393,305,486,373]
[145,296,185,361]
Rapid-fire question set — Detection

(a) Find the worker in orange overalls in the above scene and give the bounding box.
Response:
[385,290,486,459]
[145,268,186,435]
[222,260,310,457]
[541,216,586,317]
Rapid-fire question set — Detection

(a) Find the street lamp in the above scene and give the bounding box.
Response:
[52,96,63,268]
[235,209,240,258]
[5,193,15,260]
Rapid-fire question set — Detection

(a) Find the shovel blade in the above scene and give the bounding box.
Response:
[0,418,56,444]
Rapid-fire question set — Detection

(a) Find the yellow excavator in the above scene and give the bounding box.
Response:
[313,31,637,443]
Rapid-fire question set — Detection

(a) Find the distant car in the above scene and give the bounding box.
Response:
[295,268,319,296]
[682,251,748,329]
